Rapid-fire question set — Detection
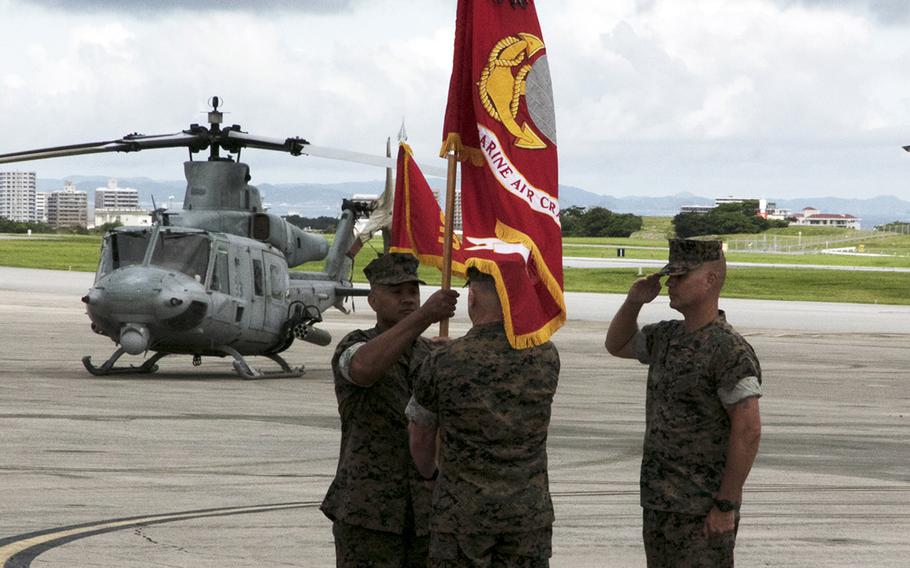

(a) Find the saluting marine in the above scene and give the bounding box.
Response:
[606,239,763,567]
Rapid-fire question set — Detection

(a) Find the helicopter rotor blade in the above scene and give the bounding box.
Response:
[223,131,447,177]
[222,131,310,156]
[0,126,448,177]
[0,141,131,164]
[303,143,448,178]
[0,132,208,165]
[300,144,396,169]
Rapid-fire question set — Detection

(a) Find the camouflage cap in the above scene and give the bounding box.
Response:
[363,253,426,286]
[658,239,724,276]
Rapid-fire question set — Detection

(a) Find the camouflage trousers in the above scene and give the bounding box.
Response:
[331,521,429,568]
[642,508,739,568]
[427,527,552,568]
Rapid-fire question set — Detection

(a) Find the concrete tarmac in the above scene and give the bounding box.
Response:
[0,268,908,567]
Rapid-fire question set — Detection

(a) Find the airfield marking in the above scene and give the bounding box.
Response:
[0,488,907,567]
[0,501,321,568]
[0,489,654,566]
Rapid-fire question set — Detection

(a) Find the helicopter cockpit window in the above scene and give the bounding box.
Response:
[269,264,287,299]
[252,259,264,296]
[97,239,112,277]
[210,250,230,293]
[100,231,153,276]
[149,232,210,281]
[233,257,244,297]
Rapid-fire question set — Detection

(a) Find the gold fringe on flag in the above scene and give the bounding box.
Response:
[439,133,485,167]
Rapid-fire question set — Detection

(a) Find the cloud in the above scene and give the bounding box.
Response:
[772,0,910,24]
[540,0,910,198]
[547,0,910,143]
[17,0,362,14]
[0,0,908,201]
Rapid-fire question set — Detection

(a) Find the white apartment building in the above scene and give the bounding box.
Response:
[92,178,146,228]
[35,192,48,223]
[94,179,140,209]
[0,171,37,222]
[679,205,714,215]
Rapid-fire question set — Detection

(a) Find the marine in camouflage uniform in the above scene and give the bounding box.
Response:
[322,253,458,568]
[606,239,763,568]
[407,268,560,568]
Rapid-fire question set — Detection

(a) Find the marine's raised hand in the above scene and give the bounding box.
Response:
[627,272,662,305]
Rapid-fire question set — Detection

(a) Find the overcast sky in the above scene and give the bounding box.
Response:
[1,0,909,200]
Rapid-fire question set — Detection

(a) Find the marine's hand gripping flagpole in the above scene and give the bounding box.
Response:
[439,151,459,338]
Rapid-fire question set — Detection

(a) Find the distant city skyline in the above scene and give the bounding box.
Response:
[1,0,909,200]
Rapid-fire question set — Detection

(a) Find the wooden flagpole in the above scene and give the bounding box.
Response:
[439,151,458,337]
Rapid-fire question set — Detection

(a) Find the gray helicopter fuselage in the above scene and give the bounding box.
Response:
[84,224,339,358]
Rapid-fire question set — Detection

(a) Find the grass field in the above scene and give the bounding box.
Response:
[564,267,910,305]
[563,245,910,268]
[0,235,102,272]
[3,230,908,305]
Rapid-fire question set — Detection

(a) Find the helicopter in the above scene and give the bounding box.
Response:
[0,97,402,379]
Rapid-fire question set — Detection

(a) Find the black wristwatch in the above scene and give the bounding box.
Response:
[713,498,740,512]
[421,468,439,481]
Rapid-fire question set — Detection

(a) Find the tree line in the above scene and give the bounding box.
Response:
[560,206,643,237]
[3,203,813,240]
[0,216,125,235]
[672,201,788,238]
[284,215,339,233]
[0,217,55,234]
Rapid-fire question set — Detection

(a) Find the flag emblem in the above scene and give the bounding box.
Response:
[478,33,554,150]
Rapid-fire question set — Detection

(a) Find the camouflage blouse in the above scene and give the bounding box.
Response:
[634,311,761,514]
[320,327,433,534]
[412,322,560,534]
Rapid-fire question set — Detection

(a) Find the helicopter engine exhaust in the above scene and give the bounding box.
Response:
[119,323,151,355]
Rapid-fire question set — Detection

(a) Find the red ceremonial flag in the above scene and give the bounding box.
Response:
[390,142,464,271]
[441,0,564,348]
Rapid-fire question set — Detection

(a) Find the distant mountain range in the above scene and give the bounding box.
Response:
[37,176,910,228]
[557,186,910,228]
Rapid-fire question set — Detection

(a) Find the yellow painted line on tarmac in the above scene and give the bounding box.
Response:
[0,502,316,567]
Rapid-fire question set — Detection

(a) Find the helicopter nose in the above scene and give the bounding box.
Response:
[81,290,102,305]
[119,323,150,355]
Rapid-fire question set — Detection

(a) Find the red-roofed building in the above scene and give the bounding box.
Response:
[791,207,861,229]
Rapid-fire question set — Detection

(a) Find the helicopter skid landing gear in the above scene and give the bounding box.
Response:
[219,346,305,380]
[82,349,168,376]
